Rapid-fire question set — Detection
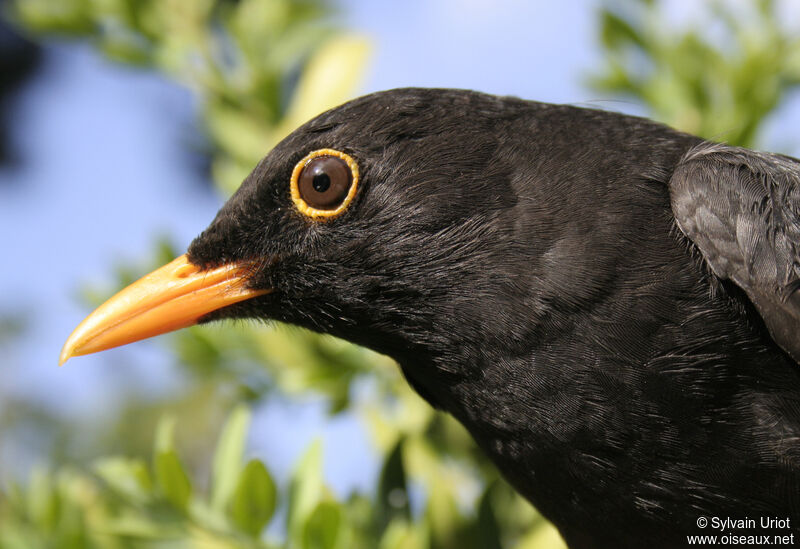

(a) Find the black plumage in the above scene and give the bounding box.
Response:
[185,88,799,548]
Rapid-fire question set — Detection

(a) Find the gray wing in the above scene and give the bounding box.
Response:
[669,142,800,363]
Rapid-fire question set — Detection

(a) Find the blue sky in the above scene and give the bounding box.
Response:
[342,0,599,101]
[4,0,799,493]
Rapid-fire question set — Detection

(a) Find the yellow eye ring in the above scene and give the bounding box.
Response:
[290,149,360,220]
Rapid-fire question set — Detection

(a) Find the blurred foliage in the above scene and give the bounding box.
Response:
[4,0,799,547]
[592,0,800,148]
[0,14,41,169]
[10,0,369,193]
[0,407,559,549]
[0,313,26,345]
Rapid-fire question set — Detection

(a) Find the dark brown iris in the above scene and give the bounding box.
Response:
[297,155,353,210]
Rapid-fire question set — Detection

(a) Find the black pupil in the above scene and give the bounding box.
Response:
[298,155,352,211]
[312,173,331,193]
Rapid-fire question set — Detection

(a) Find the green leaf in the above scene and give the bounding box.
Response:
[94,457,153,504]
[376,438,410,530]
[13,0,95,34]
[154,450,192,511]
[151,414,191,510]
[303,501,343,549]
[154,414,177,453]
[287,441,324,545]
[378,519,424,549]
[425,478,467,549]
[517,520,568,549]
[210,405,251,511]
[599,10,646,50]
[95,516,182,539]
[474,486,502,549]
[229,459,277,537]
[26,467,60,531]
[274,34,371,141]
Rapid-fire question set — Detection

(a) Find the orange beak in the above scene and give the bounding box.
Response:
[59,254,270,365]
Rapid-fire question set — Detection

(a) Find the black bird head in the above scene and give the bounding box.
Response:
[188,90,527,381]
[62,89,551,404]
[60,88,800,548]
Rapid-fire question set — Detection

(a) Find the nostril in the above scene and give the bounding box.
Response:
[175,262,198,279]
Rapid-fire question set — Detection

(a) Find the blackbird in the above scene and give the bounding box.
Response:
[61,88,800,548]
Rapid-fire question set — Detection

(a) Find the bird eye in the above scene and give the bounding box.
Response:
[291,149,359,219]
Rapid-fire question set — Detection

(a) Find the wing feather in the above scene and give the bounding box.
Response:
[670,142,800,362]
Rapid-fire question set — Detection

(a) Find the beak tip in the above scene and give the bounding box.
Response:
[59,329,83,366]
[59,343,74,366]
[56,254,270,364]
